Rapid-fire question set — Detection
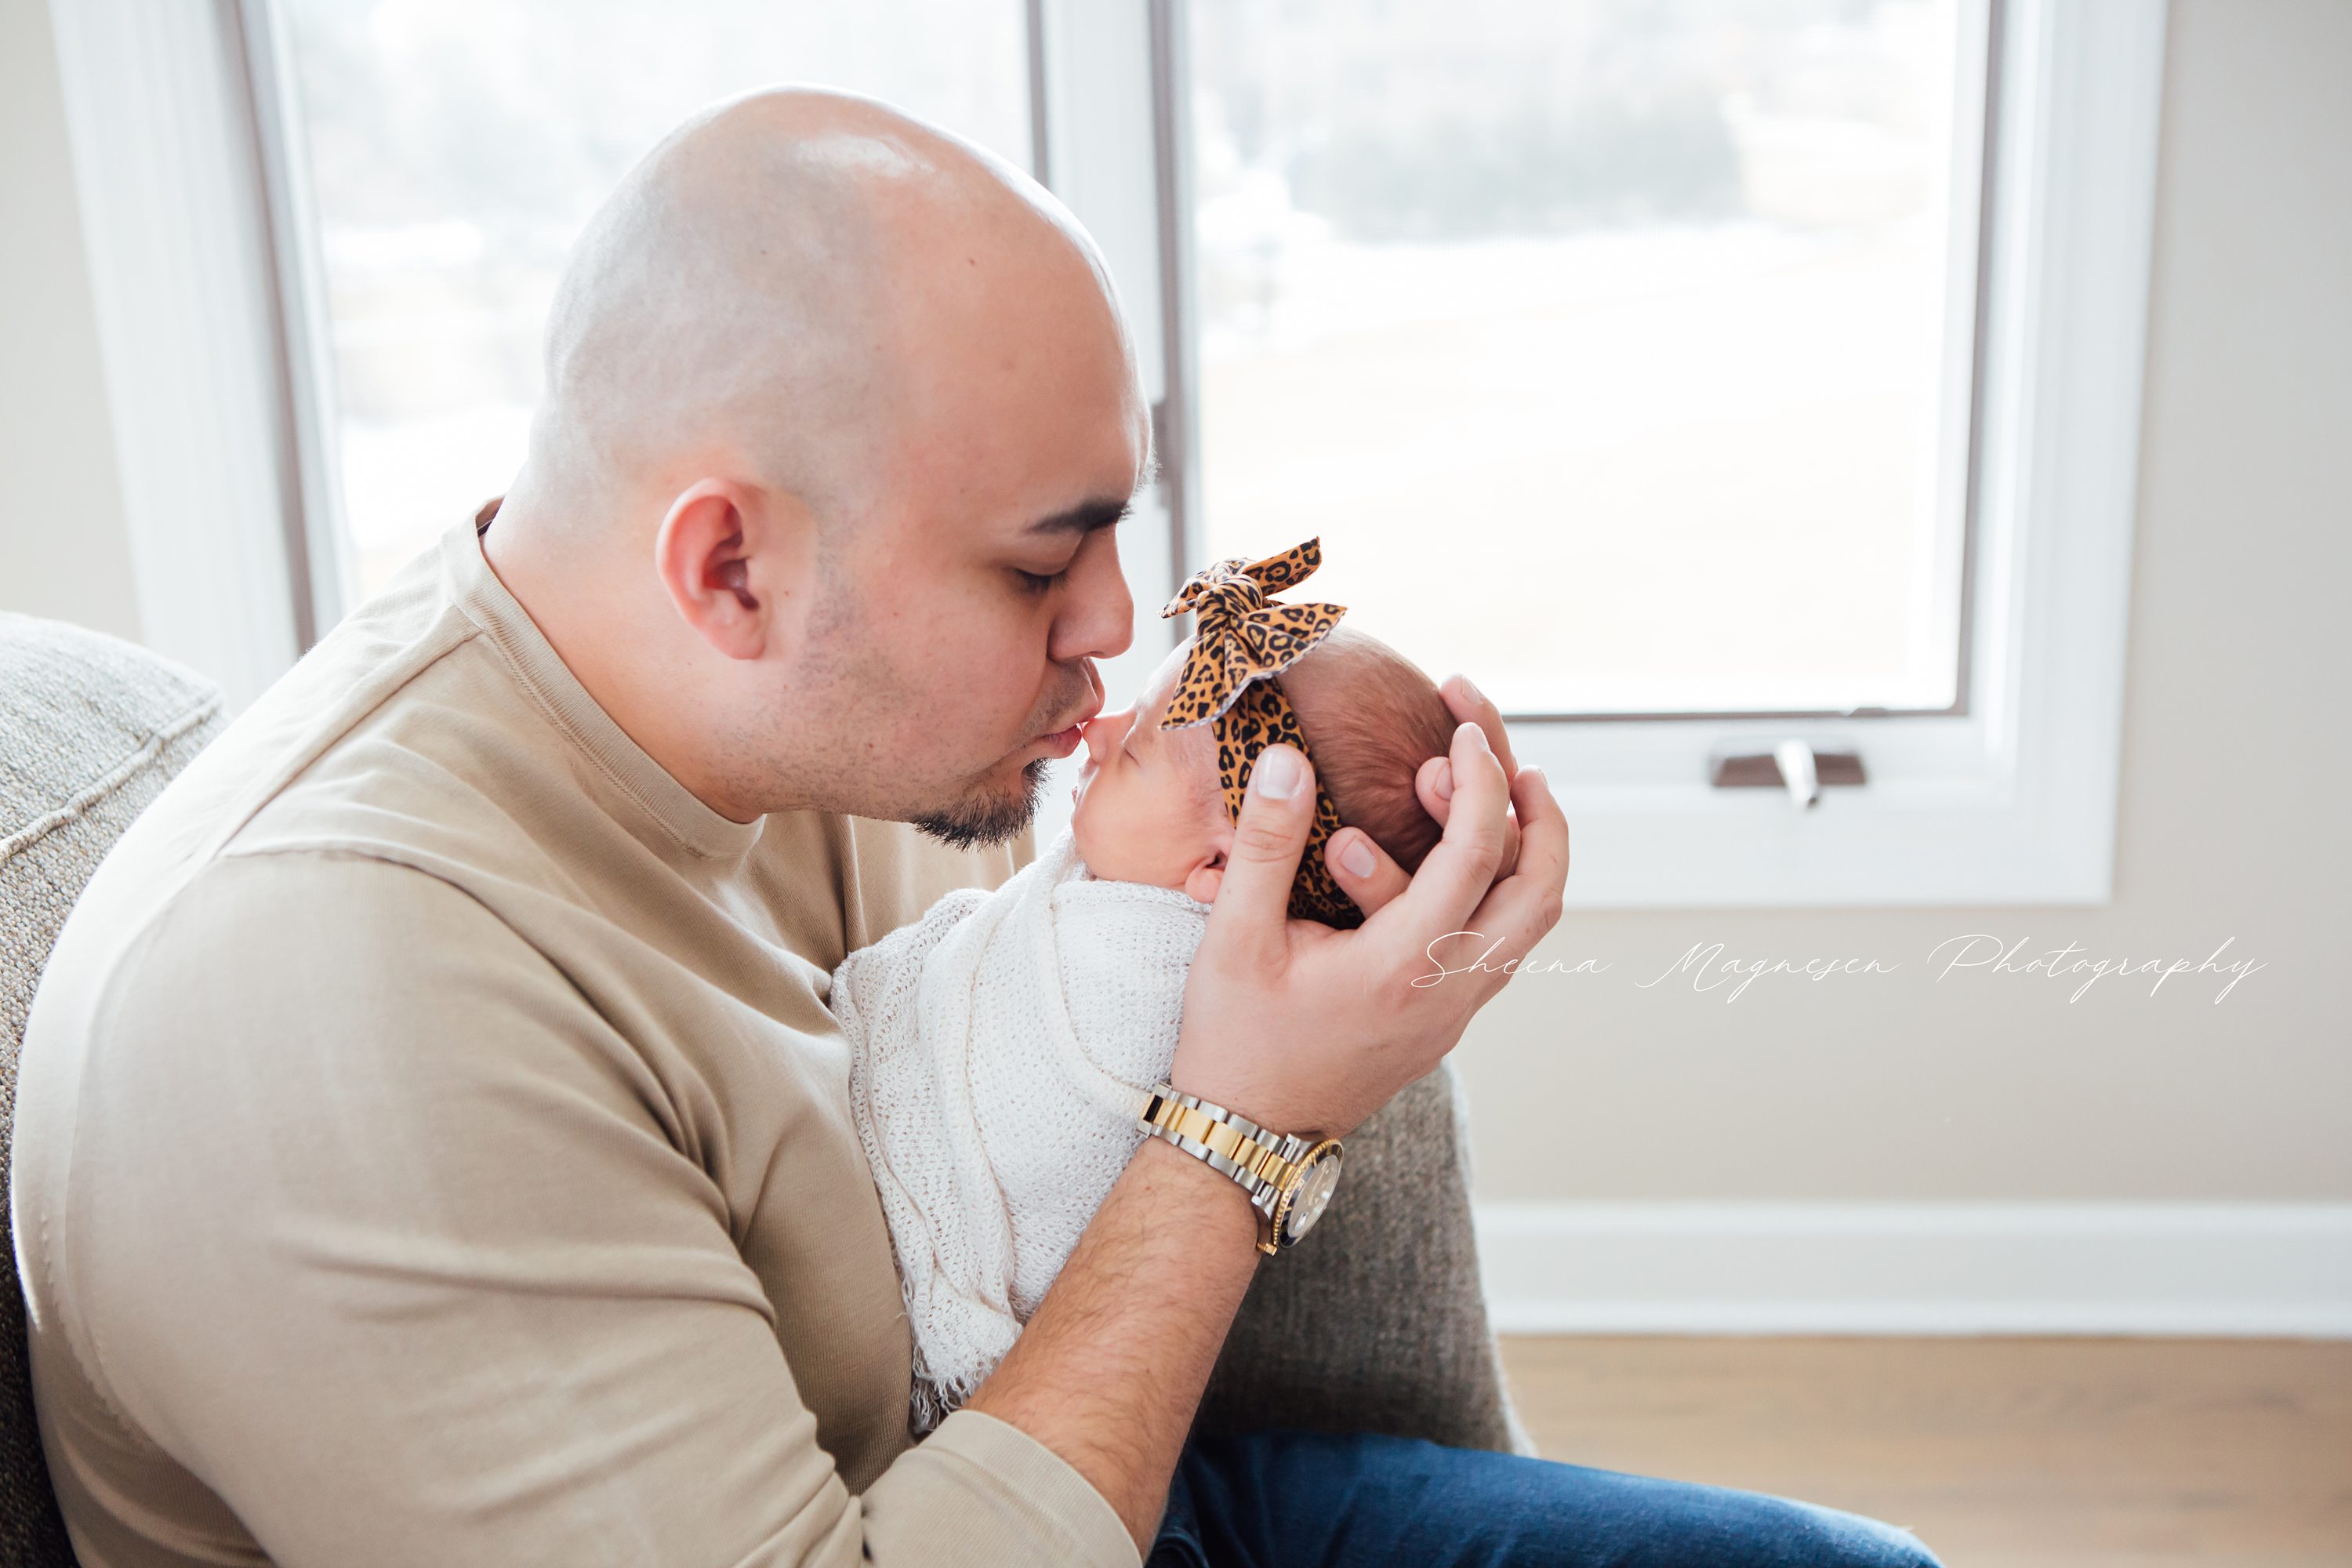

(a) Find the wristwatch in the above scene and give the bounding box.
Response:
[1137,1083,1345,1256]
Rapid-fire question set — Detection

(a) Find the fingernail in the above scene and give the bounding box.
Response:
[1432,759,1454,801]
[1459,720,1491,755]
[1252,746,1302,800]
[1340,837,1377,878]
[1457,674,1485,707]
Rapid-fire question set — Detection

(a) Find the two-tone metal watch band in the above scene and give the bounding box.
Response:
[1137,1082,1315,1256]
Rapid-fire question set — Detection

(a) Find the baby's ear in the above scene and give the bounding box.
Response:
[1183,848,1226,905]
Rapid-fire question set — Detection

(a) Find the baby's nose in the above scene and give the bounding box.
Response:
[1080,708,1131,764]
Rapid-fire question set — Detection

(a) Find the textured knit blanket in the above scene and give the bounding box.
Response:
[832,826,1210,1433]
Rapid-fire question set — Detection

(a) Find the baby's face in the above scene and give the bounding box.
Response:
[1069,640,1232,900]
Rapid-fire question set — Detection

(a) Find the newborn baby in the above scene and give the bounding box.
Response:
[832,622,1455,1434]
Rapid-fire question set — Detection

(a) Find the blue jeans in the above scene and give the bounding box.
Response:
[1149,1428,1944,1567]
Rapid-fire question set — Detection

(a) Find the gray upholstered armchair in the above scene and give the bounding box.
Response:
[0,612,1528,1564]
[2,616,227,1564]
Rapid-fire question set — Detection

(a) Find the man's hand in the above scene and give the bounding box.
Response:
[1329,672,1526,908]
[1169,706,1568,1140]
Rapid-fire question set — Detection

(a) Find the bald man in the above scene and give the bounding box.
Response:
[13,89,1937,1568]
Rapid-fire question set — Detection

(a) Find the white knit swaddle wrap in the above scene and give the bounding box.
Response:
[831,826,1210,1434]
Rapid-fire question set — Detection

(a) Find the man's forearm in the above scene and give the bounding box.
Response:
[962,1133,1262,1552]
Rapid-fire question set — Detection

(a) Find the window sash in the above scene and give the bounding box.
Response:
[1154,0,2002,726]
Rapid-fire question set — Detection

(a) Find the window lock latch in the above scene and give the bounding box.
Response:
[1709,741,1866,810]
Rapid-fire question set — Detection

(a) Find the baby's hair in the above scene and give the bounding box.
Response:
[1280,626,1457,876]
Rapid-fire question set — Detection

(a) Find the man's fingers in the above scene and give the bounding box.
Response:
[1440,673,1519,776]
[1513,764,1569,888]
[1436,675,1520,878]
[1384,721,1513,935]
[1415,754,1453,828]
[1207,743,1316,949]
[1325,826,1410,917]
[1461,766,1571,993]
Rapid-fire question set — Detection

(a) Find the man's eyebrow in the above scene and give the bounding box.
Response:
[1026,495,1134,536]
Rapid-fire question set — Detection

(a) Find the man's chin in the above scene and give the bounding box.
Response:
[909,757,1051,851]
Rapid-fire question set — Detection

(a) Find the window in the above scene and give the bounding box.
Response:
[1109,0,2160,906]
[1181,0,1987,721]
[274,0,1036,602]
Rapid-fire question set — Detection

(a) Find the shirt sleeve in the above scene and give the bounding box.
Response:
[54,850,1139,1568]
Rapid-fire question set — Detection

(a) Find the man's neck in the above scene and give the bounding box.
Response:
[478,494,769,827]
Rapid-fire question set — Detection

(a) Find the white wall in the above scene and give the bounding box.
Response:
[1457,0,2351,1209]
[0,0,141,642]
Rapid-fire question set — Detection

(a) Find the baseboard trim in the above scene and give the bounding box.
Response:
[1473,1202,2352,1338]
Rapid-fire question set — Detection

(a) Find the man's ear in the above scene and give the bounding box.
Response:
[653,477,802,662]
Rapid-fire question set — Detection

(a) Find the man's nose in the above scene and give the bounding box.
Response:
[1052,534,1135,665]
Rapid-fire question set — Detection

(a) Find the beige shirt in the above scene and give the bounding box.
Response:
[11,517,1139,1567]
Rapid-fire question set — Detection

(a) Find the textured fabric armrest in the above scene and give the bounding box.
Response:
[1197,1058,1533,1455]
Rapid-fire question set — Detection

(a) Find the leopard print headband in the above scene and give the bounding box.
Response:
[1158,537,1362,929]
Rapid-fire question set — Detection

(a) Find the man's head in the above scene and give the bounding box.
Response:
[485,86,1147,844]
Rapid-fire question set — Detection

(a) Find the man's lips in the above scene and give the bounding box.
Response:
[1036,663,1105,760]
[1037,695,1102,759]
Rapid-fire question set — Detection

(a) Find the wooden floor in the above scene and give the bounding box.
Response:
[1496,1337,2352,1568]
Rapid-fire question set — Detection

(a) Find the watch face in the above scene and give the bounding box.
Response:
[1280,1146,1344,1245]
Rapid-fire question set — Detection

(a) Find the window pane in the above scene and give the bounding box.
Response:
[281,0,1032,601]
[1187,0,1980,715]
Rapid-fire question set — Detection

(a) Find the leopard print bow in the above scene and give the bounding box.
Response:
[1158,538,1361,928]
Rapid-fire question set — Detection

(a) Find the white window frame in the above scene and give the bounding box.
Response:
[56,0,2163,908]
[1055,0,2169,908]
[47,0,310,713]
